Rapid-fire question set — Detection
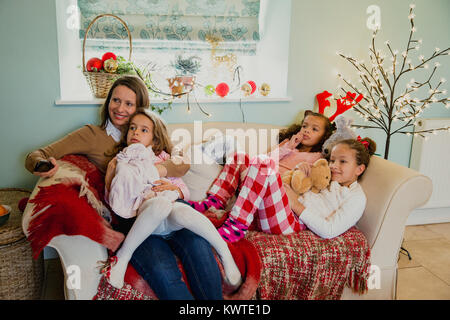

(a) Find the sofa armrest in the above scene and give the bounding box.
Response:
[358,156,432,268]
[48,235,108,300]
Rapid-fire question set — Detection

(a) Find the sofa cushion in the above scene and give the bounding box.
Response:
[180,144,223,201]
[176,134,243,201]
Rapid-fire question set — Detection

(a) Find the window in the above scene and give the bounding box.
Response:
[55,0,291,104]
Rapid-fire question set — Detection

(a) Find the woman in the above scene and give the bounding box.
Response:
[25,75,223,300]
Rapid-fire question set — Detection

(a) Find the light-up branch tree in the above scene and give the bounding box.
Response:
[336,4,449,159]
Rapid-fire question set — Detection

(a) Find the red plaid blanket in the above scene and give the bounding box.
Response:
[246,228,371,299]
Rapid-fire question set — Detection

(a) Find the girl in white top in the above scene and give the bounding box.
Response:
[284,137,376,239]
[104,110,241,289]
[108,143,180,219]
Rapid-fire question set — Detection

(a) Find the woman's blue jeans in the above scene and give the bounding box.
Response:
[130,228,223,300]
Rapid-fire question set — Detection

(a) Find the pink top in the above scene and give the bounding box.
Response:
[270,144,323,175]
[156,150,190,200]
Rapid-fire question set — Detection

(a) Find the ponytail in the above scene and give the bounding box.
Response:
[336,137,377,179]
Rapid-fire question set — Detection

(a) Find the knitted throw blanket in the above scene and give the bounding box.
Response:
[246,228,371,300]
[25,155,125,259]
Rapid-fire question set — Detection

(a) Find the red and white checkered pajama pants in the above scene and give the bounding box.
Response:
[208,152,305,235]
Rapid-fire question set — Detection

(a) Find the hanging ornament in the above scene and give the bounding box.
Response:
[241,83,252,96]
[216,82,229,98]
[241,81,257,96]
[167,77,184,98]
[259,83,271,96]
[247,81,257,94]
[204,84,215,96]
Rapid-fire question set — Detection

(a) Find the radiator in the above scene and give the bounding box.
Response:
[409,118,450,208]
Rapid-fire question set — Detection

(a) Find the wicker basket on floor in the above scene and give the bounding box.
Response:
[82,14,133,98]
[0,188,44,300]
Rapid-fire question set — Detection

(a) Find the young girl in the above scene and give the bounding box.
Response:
[187,111,335,242]
[286,137,376,239]
[104,110,241,290]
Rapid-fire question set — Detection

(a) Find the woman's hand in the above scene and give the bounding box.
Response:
[283,182,305,216]
[105,157,117,192]
[33,157,59,178]
[285,131,303,150]
[152,179,183,199]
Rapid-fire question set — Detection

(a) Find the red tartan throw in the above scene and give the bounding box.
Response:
[26,155,125,259]
[246,227,371,300]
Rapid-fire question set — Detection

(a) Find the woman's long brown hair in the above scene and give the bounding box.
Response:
[99,76,150,130]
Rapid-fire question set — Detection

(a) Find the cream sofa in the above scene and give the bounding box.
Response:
[22,122,433,300]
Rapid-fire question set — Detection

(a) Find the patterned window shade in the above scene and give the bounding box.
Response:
[78,0,260,55]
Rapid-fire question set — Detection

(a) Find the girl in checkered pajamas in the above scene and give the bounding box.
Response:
[186,110,336,242]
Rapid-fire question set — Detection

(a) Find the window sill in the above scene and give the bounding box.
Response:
[55,96,292,106]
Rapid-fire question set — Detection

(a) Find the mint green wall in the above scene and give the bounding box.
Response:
[0,0,449,190]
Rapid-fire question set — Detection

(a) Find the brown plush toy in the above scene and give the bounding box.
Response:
[281,159,331,194]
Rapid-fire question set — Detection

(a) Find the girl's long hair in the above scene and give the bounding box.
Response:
[278,110,335,152]
[111,110,173,157]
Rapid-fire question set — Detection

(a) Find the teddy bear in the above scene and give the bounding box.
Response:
[281,158,331,194]
[322,114,358,157]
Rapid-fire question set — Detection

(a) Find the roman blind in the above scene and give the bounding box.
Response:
[78,0,260,54]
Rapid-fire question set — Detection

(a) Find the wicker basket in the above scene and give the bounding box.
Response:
[0,188,44,300]
[82,14,133,98]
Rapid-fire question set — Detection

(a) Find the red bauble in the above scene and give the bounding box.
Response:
[86,57,103,72]
[102,52,117,62]
[216,83,229,97]
[247,81,256,94]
